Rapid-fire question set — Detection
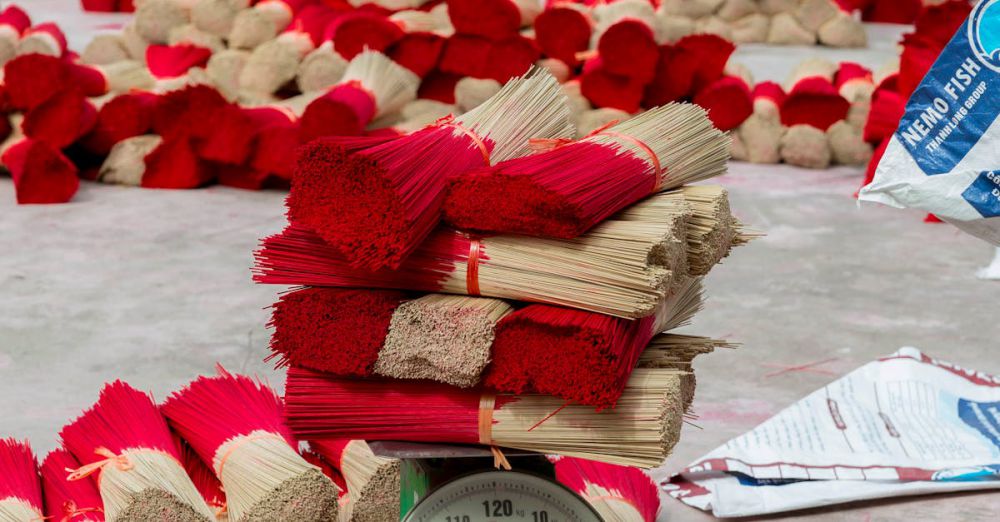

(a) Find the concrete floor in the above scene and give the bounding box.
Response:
[3,2,999,520]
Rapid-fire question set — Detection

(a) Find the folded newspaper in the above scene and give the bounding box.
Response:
[665,348,1000,518]
[859,1,1000,245]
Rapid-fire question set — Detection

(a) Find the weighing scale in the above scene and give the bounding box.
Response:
[370,442,603,522]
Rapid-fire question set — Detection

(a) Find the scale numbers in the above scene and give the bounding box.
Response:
[403,471,602,522]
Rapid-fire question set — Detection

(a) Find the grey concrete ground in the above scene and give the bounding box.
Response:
[2,2,998,520]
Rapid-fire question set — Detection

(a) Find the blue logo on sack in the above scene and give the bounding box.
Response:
[961,170,1000,217]
[970,0,1000,72]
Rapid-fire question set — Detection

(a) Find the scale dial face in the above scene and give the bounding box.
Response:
[403,471,602,522]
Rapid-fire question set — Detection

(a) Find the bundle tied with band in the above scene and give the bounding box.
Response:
[442,102,729,239]
[257,185,748,319]
[285,332,722,469]
[286,66,574,271]
[0,438,44,521]
[58,381,216,522]
[161,368,341,522]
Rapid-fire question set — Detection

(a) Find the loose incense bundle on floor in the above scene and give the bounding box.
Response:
[269,287,512,387]
[256,191,692,319]
[286,66,573,270]
[482,277,704,408]
[442,103,727,238]
[309,440,400,522]
[299,50,419,141]
[161,368,340,521]
[285,366,688,468]
[552,456,660,522]
[59,381,215,522]
[0,438,43,521]
[39,449,104,522]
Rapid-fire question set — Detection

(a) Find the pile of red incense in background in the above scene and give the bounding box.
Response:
[0,0,922,205]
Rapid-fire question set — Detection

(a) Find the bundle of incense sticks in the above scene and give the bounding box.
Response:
[0,438,43,521]
[552,456,660,522]
[286,66,573,270]
[638,334,735,415]
[299,50,420,142]
[442,103,728,238]
[309,440,400,522]
[269,275,701,410]
[256,191,695,319]
[173,434,227,517]
[39,449,105,521]
[376,294,513,387]
[299,449,353,518]
[285,366,689,468]
[482,277,704,408]
[161,368,340,521]
[59,381,215,521]
[270,288,512,387]
[645,185,746,276]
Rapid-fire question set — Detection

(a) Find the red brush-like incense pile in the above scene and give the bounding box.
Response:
[0,438,43,520]
[780,76,851,130]
[553,456,660,522]
[533,3,591,67]
[59,381,215,521]
[482,277,703,408]
[387,31,446,78]
[21,89,98,149]
[309,439,400,522]
[578,57,647,114]
[863,76,905,145]
[592,2,660,84]
[447,0,537,41]
[1,138,79,204]
[443,103,727,238]
[693,76,753,132]
[39,449,105,521]
[3,53,71,111]
[161,368,340,521]
[299,50,419,142]
[286,67,572,270]
[643,34,736,108]
[268,287,408,376]
[82,91,159,155]
[326,10,404,60]
[146,43,213,79]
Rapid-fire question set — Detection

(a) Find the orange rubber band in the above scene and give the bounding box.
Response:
[435,115,491,164]
[599,131,662,189]
[66,447,133,482]
[31,501,104,522]
[477,394,511,470]
[466,238,482,296]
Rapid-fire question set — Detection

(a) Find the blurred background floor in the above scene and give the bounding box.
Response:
[2,3,997,521]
